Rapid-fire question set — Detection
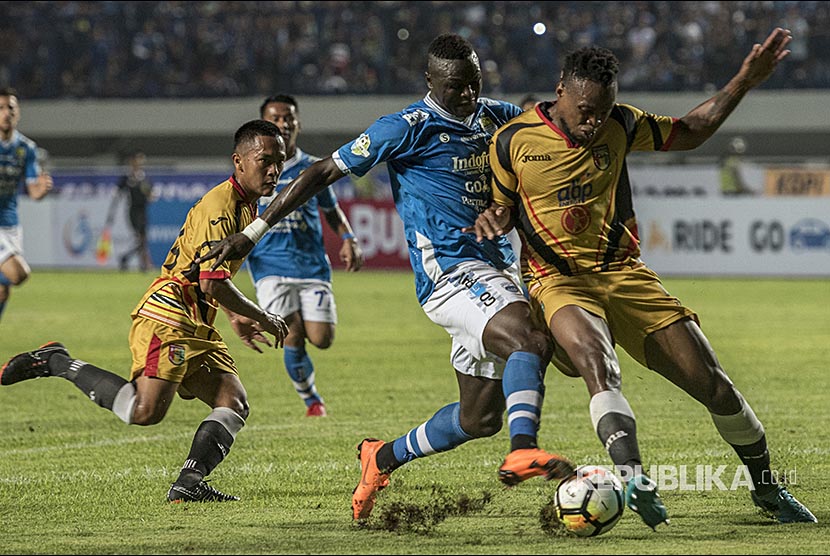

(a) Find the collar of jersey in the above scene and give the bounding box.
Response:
[0,130,20,148]
[283,148,304,173]
[423,94,478,127]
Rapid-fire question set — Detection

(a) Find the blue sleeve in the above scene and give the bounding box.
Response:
[24,144,39,183]
[336,113,415,178]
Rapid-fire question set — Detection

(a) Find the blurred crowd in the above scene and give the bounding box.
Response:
[2,1,829,99]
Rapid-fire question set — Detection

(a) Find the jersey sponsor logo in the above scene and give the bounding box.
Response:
[168,344,186,366]
[210,216,229,225]
[520,153,552,163]
[350,133,372,158]
[592,145,611,170]
[561,205,591,234]
[439,133,450,143]
[402,109,429,126]
[452,152,490,174]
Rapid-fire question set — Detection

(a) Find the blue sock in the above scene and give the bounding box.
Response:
[283,345,322,407]
[502,351,544,445]
[391,402,473,464]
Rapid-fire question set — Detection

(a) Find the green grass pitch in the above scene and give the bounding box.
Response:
[0,270,827,554]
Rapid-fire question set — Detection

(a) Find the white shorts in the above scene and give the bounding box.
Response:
[422,260,528,380]
[0,226,23,266]
[254,275,338,324]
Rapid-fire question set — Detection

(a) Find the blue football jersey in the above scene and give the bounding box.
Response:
[0,130,41,227]
[246,149,338,282]
[333,95,523,304]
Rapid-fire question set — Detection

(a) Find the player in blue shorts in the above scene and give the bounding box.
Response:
[0,87,54,323]
[198,34,576,520]
[245,94,364,417]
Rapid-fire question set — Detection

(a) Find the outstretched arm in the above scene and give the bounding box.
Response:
[668,27,792,151]
[201,277,288,348]
[196,156,346,269]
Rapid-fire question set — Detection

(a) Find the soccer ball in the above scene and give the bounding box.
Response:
[553,465,625,537]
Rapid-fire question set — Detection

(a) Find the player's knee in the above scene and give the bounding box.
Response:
[131,404,168,426]
[310,335,334,350]
[229,397,250,421]
[462,411,503,438]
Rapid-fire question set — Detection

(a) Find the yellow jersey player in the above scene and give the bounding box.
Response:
[1,119,289,503]
[469,28,815,527]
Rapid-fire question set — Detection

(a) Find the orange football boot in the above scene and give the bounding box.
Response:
[351,438,391,520]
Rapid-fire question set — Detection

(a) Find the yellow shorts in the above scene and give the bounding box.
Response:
[128,316,238,391]
[529,263,698,367]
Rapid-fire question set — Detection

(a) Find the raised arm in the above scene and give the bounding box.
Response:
[197,156,346,269]
[668,27,791,151]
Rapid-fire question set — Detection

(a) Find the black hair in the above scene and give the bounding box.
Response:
[259,94,298,117]
[0,86,19,98]
[561,47,619,87]
[428,33,474,61]
[234,119,279,151]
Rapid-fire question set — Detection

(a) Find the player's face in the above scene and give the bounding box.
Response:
[261,102,300,157]
[0,95,20,137]
[554,78,616,147]
[233,134,286,201]
[426,55,482,119]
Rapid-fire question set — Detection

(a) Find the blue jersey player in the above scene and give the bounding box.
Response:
[0,87,54,323]
[197,34,576,520]
[242,95,363,417]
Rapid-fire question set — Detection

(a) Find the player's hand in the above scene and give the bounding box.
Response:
[261,313,289,348]
[737,27,792,90]
[195,233,255,271]
[461,204,512,242]
[227,315,273,353]
[340,237,364,272]
[38,173,54,193]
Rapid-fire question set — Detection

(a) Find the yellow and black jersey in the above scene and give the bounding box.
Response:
[131,176,257,336]
[490,101,678,279]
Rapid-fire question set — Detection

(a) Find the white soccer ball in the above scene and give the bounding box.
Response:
[553,465,625,537]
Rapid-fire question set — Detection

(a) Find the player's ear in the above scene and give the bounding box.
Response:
[232,152,243,173]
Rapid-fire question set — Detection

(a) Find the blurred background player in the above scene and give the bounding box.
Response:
[247,94,364,417]
[469,28,816,527]
[518,94,540,111]
[197,33,575,521]
[0,87,54,323]
[0,120,290,503]
[105,150,156,271]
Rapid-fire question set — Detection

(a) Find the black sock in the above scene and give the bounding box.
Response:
[176,420,235,485]
[596,412,642,480]
[49,354,128,411]
[510,433,538,452]
[375,443,402,474]
[731,436,776,495]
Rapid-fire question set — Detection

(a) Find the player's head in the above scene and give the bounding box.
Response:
[232,119,286,201]
[0,86,21,139]
[260,94,300,158]
[554,47,619,146]
[425,33,482,119]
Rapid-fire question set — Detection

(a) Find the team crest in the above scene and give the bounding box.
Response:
[168,344,186,366]
[350,133,372,158]
[478,115,498,135]
[591,145,611,170]
[561,205,591,235]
